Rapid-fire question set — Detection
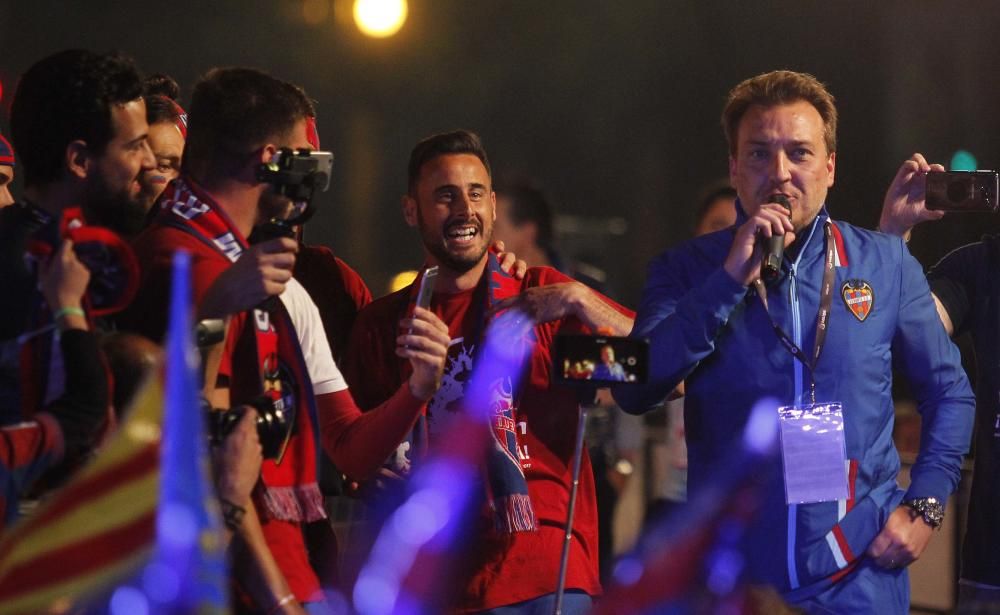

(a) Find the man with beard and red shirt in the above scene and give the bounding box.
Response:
[344,130,634,613]
[0,49,154,426]
[122,67,451,614]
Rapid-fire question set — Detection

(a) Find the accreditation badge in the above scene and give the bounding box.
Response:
[777,402,849,504]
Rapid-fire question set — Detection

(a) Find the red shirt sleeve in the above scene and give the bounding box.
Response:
[334,255,373,311]
[316,387,425,480]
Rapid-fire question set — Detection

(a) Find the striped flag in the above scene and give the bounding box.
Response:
[0,251,227,614]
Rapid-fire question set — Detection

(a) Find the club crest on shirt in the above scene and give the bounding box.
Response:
[841,279,874,322]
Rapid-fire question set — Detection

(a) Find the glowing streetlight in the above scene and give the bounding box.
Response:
[353,0,408,38]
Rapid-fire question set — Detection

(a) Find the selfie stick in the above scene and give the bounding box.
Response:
[554,392,597,615]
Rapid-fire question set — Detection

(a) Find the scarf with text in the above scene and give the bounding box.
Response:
[400,254,537,533]
[154,177,325,522]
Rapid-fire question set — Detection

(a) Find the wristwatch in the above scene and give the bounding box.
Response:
[903,497,944,529]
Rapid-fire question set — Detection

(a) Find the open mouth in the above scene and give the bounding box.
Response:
[445,223,479,244]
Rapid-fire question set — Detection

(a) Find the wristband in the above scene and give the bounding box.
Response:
[219,498,246,531]
[267,593,296,614]
[53,306,85,321]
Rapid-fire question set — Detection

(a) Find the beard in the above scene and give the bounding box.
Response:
[418,211,491,274]
[83,174,148,239]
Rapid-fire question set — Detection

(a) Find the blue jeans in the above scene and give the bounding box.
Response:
[476,590,592,615]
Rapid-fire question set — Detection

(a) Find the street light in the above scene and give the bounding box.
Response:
[353,0,408,38]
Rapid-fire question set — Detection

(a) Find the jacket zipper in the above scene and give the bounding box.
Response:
[785,216,822,590]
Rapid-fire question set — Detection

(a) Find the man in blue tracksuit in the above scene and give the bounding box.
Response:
[615,70,974,613]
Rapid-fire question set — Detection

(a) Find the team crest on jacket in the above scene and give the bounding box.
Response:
[841,279,874,322]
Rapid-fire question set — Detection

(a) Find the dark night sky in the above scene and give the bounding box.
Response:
[4,0,1000,305]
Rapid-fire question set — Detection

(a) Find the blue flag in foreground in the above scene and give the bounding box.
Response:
[594,398,781,615]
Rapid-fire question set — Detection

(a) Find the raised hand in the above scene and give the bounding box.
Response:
[723,202,795,286]
[199,237,298,318]
[879,153,946,239]
[40,239,92,331]
[396,306,452,401]
[492,239,527,280]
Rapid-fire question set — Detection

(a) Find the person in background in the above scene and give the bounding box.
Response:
[136,73,187,217]
[693,181,738,237]
[879,152,1000,612]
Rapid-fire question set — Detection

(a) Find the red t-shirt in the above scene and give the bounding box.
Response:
[345,266,634,611]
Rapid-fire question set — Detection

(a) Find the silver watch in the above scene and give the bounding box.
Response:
[903,497,944,529]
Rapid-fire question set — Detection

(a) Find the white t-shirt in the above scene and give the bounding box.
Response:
[280,277,348,396]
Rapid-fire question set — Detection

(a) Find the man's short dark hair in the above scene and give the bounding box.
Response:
[495,178,554,249]
[184,67,315,174]
[722,70,838,156]
[10,49,144,187]
[407,130,491,195]
[143,73,182,126]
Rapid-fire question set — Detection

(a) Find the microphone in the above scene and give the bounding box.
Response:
[760,195,791,282]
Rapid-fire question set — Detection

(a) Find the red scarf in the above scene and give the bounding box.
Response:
[20,206,133,418]
[155,178,325,523]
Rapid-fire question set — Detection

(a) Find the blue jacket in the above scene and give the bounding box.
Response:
[616,207,973,605]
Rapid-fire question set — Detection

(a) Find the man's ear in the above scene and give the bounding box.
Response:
[245,144,276,184]
[402,194,418,227]
[65,140,92,180]
[260,144,278,165]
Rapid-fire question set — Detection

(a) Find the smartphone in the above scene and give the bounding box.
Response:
[925,170,999,212]
[553,334,649,385]
[415,266,438,310]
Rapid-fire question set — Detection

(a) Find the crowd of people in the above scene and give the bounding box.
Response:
[0,49,994,615]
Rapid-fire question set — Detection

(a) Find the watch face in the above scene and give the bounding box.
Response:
[907,498,945,527]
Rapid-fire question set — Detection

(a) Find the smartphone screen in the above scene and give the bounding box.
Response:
[553,335,649,385]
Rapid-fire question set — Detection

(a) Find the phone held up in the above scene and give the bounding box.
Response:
[415,266,438,310]
[925,170,999,213]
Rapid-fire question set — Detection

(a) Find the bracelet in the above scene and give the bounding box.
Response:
[52,306,85,321]
[267,593,296,614]
[219,498,246,532]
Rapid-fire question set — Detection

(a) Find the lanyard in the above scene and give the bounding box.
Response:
[752,220,836,404]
